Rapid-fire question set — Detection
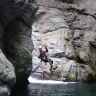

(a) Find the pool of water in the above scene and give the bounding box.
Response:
[10,80,96,96]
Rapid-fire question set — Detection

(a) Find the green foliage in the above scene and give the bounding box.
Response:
[82,72,96,82]
[66,75,76,81]
[57,7,63,11]
[53,71,61,78]
[91,70,96,81]
[82,74,87,82]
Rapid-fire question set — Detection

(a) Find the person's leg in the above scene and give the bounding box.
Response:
[45,56,48,61]
[51,59,53,64]
[48,58,53,64]
[44,56,49,65]
[48,59,57,71]
[48,58,54,71]
[41,58,48,65]
[53,66,57,70]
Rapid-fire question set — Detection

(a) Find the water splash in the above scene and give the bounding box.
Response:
[28,76,76,85]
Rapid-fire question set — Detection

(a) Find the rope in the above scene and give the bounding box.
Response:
[42,0,48,46]
[38,0,49,96]
[38,62,44,96]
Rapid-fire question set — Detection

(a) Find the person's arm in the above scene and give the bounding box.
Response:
[45,46,48,52]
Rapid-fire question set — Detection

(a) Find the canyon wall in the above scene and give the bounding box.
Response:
[32,0,96,82]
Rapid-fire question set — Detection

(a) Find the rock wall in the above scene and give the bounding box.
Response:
[0,49,15,96]
[32,0,96,82]
[0,0,38,96]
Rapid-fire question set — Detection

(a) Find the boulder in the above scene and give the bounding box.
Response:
[0,0,38,95]
[73,0,96,15]
[0,49,15,96]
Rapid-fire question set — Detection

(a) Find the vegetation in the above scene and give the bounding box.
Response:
[53,71,61,78]
[82,72,96,82]
[66,75,76,81]
[86,48,96,82]
[57,7,63,11]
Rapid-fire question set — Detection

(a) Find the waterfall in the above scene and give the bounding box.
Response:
[28,76,76,85]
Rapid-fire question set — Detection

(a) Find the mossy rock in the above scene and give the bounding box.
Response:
[82,73,95,82]
[51,71,61,79]
[66,75,76,81]
[57,7,63,11]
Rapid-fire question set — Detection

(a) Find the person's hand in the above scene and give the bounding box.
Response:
[45,45,47,47]
[43,44,47,48]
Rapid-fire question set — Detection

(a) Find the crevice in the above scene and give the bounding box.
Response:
[85,13,96,20]
[76,55,86,64]
[59,0,74,4]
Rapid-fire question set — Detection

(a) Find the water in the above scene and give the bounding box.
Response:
[10,77,96,96]
[28,77,76,84]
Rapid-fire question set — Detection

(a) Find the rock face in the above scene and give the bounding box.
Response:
[0,49,15,96]
[32,0,96,82]
[0,0,38,96]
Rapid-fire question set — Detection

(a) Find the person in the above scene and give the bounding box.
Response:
[38,46,57,71]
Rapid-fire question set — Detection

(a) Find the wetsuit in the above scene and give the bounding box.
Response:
[38,47,49,63]
[38,47,57,71]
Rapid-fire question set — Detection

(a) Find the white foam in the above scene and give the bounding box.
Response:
[28,76,76,85]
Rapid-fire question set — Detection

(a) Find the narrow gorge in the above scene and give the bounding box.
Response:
[0,0,96,96]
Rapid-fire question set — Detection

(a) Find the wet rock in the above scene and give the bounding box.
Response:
[0,0,38,95]
[73,0,96,15]
[0,49,15,96]
[79,31,96,63]
[32,0,96,82]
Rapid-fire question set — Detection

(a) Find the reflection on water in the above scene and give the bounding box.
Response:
[28,83,96,96]
[10,77,96,96]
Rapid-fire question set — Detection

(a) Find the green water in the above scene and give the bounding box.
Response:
[10,82,96,96]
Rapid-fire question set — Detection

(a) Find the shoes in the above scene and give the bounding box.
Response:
[53,66,57,70]
[50,66,57,72]
[50,68,54,72]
